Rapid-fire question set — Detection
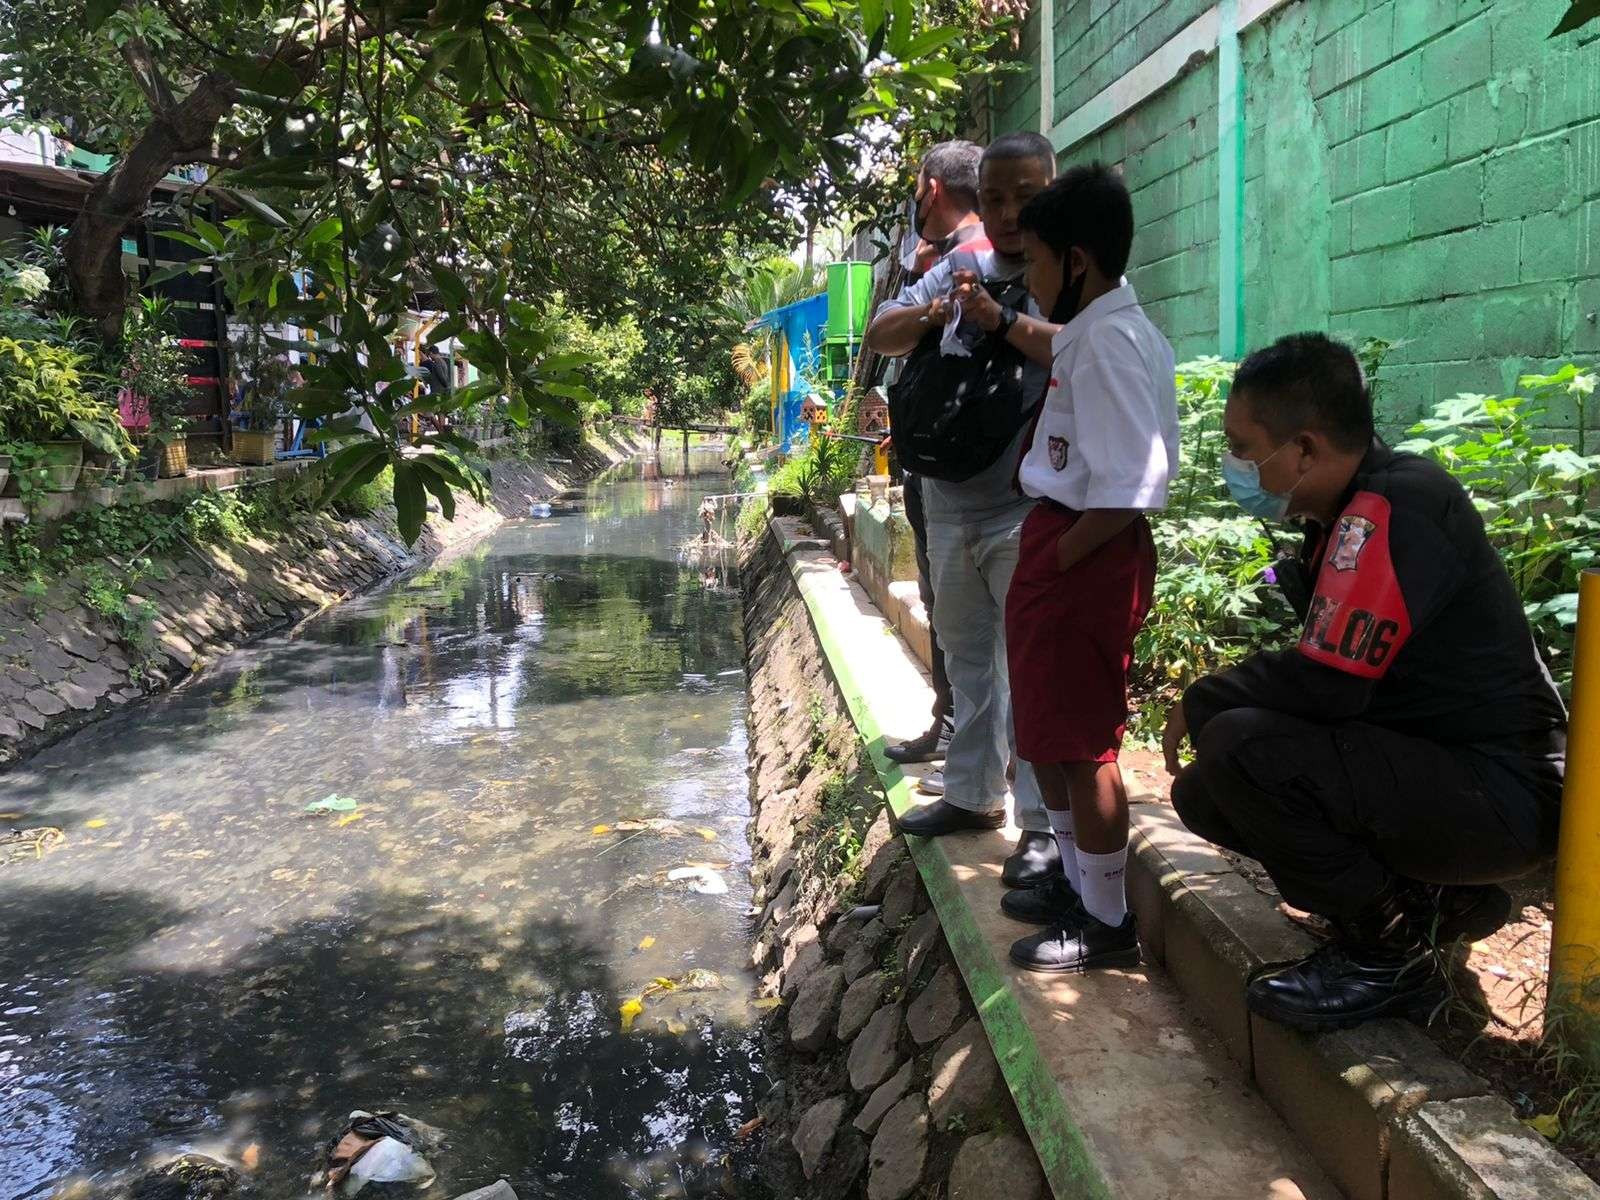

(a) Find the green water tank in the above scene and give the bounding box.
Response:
[826,261,873,342]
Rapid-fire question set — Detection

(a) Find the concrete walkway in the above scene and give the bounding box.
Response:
[774,521,1335,1199]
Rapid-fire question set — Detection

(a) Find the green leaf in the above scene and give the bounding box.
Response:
[222,55,302,99]
[235,192,290,229]
[411,455,457,522]
[887,0,914,57]
[86,0,120,32]
[304,216,343,246]
[900,26,962,60]
[860,0,884,40]
[391,458,427,546]
[537,352,597,374]
[429,265,470,309]
[534,379,594,406]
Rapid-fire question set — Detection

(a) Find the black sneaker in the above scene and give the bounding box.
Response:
[885,717,953,764]
[1009,912,1139,973]
[1001,874,1086,926]
[1001,831,1062,888]
[1246,941,1447,1031]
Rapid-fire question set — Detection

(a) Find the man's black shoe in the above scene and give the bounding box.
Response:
[885,718,953,764]
[1401,881,1513,945]
[897,799,1004,837]
[1246,941,1446,1031]
[1001,875,1086,926]
[1009,911,1139,973]
[1001,831,1062,888]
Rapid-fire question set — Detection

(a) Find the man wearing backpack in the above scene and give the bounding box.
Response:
[865,133,1059,887]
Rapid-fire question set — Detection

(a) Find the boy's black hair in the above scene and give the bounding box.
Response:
[1016,162,1134,277]
[981,131,1056,176]
[918,140,982,209]
[1231,333,1374,453]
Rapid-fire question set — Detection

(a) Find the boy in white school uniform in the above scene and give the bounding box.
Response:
[990,164,1180,971]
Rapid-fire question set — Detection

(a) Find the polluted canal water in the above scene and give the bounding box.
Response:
[0,451,770,1200]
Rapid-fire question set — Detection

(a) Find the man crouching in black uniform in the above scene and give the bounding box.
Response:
[1163,332,1568,1031]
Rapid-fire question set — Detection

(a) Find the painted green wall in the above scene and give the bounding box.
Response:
[994,0,1600,438]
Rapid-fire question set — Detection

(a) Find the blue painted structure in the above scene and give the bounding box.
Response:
[749,292,828,454]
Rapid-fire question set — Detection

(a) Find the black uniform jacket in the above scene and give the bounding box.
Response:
[1182,441,1568,802]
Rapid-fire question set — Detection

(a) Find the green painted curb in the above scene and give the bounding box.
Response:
[771,520,1114,1200]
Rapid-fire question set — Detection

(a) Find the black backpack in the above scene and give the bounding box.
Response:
[886,275,1035,483]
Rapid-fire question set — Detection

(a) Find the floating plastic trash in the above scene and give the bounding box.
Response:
[529,502,553,518]
[343,1137,434,1196]
[666,865,729,895]
[306,794,359,814]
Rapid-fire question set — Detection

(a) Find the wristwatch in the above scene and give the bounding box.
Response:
[994,304,1018,337]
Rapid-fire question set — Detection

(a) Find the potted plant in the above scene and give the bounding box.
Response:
[0,334,128,492]
[122,298,192,479]
[228,323,290,466]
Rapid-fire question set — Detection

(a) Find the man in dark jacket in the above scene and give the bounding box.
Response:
[1164,333,1567,1030]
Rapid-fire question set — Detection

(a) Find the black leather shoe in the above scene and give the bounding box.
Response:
[1001,875,1086,926]
[1009,912,1139,973]
[885,717,953,764]
[1246,941,1446,1031]
[1002,831,1062,888]
[897,799,1004,837]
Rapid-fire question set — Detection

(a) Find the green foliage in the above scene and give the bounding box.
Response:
[0,335,128,458]
[1130,358,1291,741]
[1,0,1016,539]
[333,466,395,519]
[120,297,192,446]
[1396,366,1598,696]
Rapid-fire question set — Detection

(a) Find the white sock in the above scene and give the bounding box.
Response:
[1076,845,1128,926]
[1045,807,1080,894]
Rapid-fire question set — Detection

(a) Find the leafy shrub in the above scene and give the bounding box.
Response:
[1128,358,1294,740]
[1397,366,1597,698]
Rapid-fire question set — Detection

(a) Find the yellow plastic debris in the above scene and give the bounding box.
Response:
[1525,1113,1561,1139]
[695,828,718,842]
[637,936,656,950]
[619,997,644,1032]
[592,824,613,836]
[85,819,108,829]
[336,811,365,827]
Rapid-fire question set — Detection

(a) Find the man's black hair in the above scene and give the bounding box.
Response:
[1231,333,1374,453]
[1016,162,1134,277]
[981,131,1056,175]
[918,140,982,209]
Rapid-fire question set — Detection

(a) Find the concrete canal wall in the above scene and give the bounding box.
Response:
[0,428,647,768]
[739,527,1049,1200]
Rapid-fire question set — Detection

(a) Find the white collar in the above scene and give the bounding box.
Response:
[1050,278,1138,354]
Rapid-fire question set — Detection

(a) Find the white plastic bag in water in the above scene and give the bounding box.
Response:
[667,865,729,895]
[342,1136,435,1196]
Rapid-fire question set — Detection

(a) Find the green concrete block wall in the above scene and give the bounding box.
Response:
[991,0,1600,439]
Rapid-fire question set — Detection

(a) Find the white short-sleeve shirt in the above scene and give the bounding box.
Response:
[1017,281,1179,512]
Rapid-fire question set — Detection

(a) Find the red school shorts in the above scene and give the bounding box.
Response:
[1005,502,1157,764]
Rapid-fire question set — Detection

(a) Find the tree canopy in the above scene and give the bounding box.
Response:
[1,0,1013,540]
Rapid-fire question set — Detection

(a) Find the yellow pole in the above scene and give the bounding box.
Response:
[1550,567,1600,1019]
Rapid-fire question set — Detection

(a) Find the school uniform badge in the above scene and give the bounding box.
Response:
[1330,514,1376,571]
[1047,436,1069,470]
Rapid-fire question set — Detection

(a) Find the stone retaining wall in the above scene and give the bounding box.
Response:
[0,431,644,769]
[740,529,1047,1200]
